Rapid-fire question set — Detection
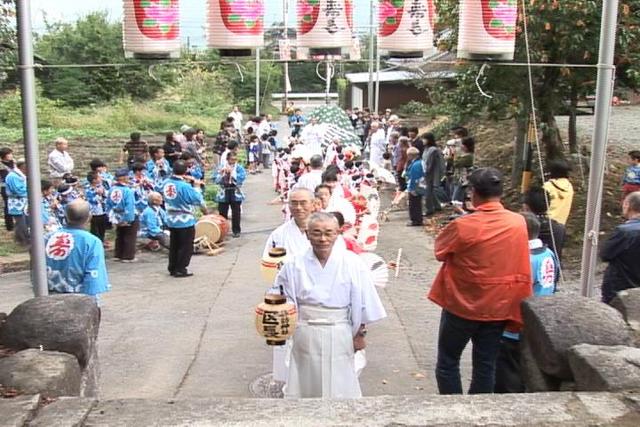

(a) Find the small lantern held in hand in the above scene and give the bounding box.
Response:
[255,294,297,346]
[260,247,287,284]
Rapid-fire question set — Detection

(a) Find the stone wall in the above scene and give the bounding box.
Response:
[0,295,100,399]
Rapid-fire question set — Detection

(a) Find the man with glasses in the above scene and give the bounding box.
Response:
[273,212,386,398]
[263,187,315,385]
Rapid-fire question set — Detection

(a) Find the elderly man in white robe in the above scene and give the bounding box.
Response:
[264,187,315,383]
[368,121,387,168]
[300,117,323,156]
[274,212,386,398]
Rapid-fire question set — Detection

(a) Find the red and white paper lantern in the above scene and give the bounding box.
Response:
[297,0,353,56]
[378,0,436,58]
[123,0,181,59]
[207,0,265,54]
[457,0,518,60]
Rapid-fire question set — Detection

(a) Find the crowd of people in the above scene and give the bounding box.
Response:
[1,101,639,399]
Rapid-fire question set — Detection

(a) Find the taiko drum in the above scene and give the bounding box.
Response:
[195,214,230,244]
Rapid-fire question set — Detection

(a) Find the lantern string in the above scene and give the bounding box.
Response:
[520,0,565,286]
[232,62,245,83]
[7,59,609,72]
[475,63,493,99]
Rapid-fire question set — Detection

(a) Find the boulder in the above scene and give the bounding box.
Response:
[0,349,81,397]
[568,344,640,392]
[520,337,561,392]
[610,289,640,346]
[0,295,100,367]
[0,394,41,427]
[521,295,632,380]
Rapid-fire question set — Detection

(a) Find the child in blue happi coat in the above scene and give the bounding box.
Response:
[494,212,559,393]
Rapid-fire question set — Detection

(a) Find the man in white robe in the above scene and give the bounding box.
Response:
[274,212,387,398]
[263,188,315,382]
[368,121,387,168]
[300,117,323,156]
[294,155,323,193]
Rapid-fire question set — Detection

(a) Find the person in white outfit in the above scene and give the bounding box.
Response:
[274,212,386,398]
[48,137,74,185]
[368,121,387,168]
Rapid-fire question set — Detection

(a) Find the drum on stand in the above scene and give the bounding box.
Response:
[195,214,230,244]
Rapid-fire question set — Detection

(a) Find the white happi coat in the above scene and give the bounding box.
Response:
[264,218,311,382]
[275,243,387,398]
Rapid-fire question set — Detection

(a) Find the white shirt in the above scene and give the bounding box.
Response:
[228,111,243,131]
[369,129,387,167]
[275,243,387,335]
[263,219,311,258]
[293,169,323,193]
[48,149,74,178]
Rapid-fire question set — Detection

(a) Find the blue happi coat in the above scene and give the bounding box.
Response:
[5,169,27,216]
[146,158,172,189]
[213,163,246,203]
[106,182,136,224]
[85,185,107,216]
[140,205,167,237]
[46,227,110,296]
[162,176,205,228]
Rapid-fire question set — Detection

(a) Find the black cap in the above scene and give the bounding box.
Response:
[468,167,503,198]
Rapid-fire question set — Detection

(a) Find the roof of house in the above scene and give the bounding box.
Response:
[345,51,458,84]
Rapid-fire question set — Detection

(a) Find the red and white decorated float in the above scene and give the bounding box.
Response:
[123,0,181,59]
[457,0,518,60]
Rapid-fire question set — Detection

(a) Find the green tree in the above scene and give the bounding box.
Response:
[35,11,165,106]
[0,0,17,90]
[433,0,640,164]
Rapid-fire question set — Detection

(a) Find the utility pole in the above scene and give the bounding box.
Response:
[16,0,48,296]
[367,0,374,111]
[255,47,261,116]
[283,0,289,112]
[374,42,381,113]
[580,0,619,297]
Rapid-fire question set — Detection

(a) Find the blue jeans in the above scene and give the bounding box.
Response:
[435,310,506,394]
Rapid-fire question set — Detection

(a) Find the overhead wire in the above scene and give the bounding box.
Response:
[519,0,566,286]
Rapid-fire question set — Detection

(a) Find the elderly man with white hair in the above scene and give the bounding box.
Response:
[46,199,110,299]
[274,212,387,398]
[264,187,315,383]
[48,137,74,185]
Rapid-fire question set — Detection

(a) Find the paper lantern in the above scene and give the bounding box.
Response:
[457,0,518,60]
[255,294,297,346]
[207,0,265,56]
[260,247,288,284]
[297,0,353,57]
[378,0,436,58]
[123,0,181,59]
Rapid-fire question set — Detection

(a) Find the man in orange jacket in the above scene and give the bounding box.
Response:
[428,167,532,394]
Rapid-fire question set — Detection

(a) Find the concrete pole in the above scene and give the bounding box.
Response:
[374,43,381,113]
[16,0,48,296]
[580,0,619,297]
[255,47,261,116]
[283,0,289,112]
[367,0,374,111]
[325,61,331,105]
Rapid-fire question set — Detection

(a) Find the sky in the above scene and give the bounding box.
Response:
[30,0,375,48]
